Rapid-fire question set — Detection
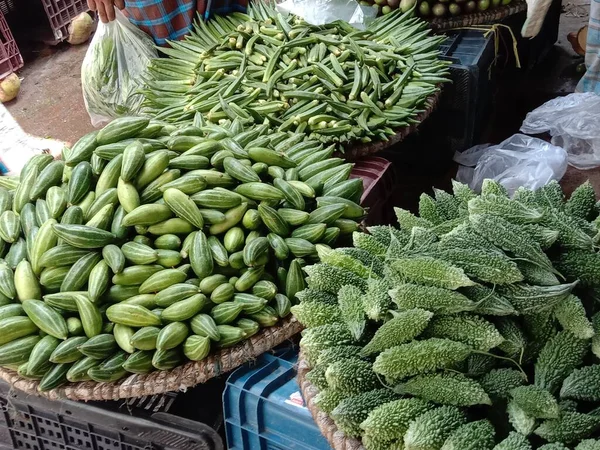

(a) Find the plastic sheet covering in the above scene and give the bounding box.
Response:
[520,92,600,170]
[454,133,568,196]
[276,0,377,29]
[81,8,157,127]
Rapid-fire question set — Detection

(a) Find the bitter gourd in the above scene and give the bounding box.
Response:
[468,195,544,225]
[510,384,560,419]
[337,284,365,340]
[423,313,505,351]
[470,213,555,274]
[553,295,595,339]
[394,207,434,231]
[507,400,537,436]
[493,431,532,450]
[360,397,434,442]
[535,330,589,393]
[325,359,379,395]
[479,368,527,399]
[560,364,600,402]
[290,302,342,328]
[535,411,600,444]
[330,389,398,437]
[441,419,496,450]
[400,372,492,406]
[388,256,475,290]
[390,283,477,315]
[438,248,523,285]
[419,193,444,225]
[304,263,367,295]
[565,181,596,220]
[361,308,433,356]
[373,338,472,381]
[403,405,466,450]
[362,278,392,321]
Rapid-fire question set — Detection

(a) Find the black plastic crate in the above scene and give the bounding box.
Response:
[0,380,225,450]
[435,29,497,153]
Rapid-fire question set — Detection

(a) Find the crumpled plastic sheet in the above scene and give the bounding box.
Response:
[276,0,377,29]
[520,92,600,170]
[453,133,568,196]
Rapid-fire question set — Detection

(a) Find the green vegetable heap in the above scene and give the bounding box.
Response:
[295,178,600,449]
[0,114,365,390]
[140,3,450,147]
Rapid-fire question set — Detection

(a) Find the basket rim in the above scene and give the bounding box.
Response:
[339,89,442,161]
[297,351,366,450]
[427,0,527,31]
[0,316,302,401]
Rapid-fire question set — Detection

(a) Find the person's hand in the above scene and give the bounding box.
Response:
[88,0,125,23]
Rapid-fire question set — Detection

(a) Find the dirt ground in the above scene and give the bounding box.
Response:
[5,43,92,146]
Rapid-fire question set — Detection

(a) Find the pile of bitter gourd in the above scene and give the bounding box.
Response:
[140,3,450,148]
[294,178,600,449]
[0,115,364,391]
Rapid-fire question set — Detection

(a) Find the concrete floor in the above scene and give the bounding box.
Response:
[5,42,93,146]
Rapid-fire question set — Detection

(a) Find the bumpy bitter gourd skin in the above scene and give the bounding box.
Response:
[493,431,532,450]
[507,400,537,436]
[300,323,353,364]
[389,283,476,315]
[468,195,544,225]
[290,302,341,328]
[295,288,337,305]
[317,245,379,280]
[433,188,462,221]
[535,411,600,444]
[324,358,379,395]
[304,263,367,294]
[535,330,589,393]
[360,398,434,442]
[362,277,392,321]
[388,256,475,290]
[394,207,434,231]
[440,419,496,450]
[403,405,466,450]
[423,312,505,351]
[419,193,445,225]
[330,389,398,437]
[361,308,433,356]
[554,295,595,339]
[565,181,596,220]
[470,213,555,273]
[373,338,472,381]
[538,443,571,450]
[337,247,385,278]
[337,284,365,340]
[313,388,350,414]
[576,439,600,450]
[400,372,491,406]
[554,250,600,288]
[316,345,364,370]
[352,232,387,256]
[438,247,524,285]
[509,385,560,419]
[560,364,600,402]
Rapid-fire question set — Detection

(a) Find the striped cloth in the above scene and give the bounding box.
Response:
[576,0,600,94]
[124,0,248,45]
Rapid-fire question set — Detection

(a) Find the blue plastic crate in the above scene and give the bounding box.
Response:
[224,349,332,450]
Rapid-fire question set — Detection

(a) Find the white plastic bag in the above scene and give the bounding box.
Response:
[0,104,65,175]
[276,0,377,29]
[520,92,600,170]
[454,134,568,196]
[81,9,157,127]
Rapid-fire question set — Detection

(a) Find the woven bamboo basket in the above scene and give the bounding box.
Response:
[297,351,366,450]
[0,316,302,401]
[427,0,527,31]
[339,90,441,161]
